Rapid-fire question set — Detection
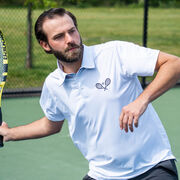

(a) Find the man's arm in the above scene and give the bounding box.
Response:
[0,117,64,142]
[119,51,180,132]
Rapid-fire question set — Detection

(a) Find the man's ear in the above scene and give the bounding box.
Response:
[40,40,51,52]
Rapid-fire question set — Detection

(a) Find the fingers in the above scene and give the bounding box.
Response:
[119,110,139,133]
[123,114,128,133]
[120,114,136,133]
[119,99,148,132]
[134,116,139,128]
[1,121,8,127]
[119,113,123,130]
[128,115,134,132]
[0,122,9,142]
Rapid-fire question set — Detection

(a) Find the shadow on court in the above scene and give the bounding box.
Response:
[0,87,180,180]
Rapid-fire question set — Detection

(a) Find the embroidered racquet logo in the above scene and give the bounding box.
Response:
[95,78,111,91]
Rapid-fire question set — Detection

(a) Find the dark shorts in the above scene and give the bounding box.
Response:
[83,159,179,180]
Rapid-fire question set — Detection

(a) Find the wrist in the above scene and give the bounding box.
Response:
[136,93,150,107]
[5,128,14,142]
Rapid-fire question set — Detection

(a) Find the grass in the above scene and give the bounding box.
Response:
[0,7,180,89]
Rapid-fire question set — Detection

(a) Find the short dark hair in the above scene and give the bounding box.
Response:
[35,8,78,44]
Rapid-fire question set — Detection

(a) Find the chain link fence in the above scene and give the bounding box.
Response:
[1,6,57,96]
[1,6,180,97]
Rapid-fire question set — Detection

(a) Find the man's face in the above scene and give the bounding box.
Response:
[42,14,83,63]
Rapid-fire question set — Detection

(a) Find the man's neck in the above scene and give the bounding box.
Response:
[58,59,82,74]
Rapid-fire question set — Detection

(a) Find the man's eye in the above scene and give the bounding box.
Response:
[54,35,63,40]
[69,29,75,34]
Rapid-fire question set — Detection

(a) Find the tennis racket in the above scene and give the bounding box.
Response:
[0,30,8,147]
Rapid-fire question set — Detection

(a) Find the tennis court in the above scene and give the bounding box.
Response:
[0,87,180,180]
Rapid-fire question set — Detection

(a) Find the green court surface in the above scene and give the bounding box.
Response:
[0,87,180,180]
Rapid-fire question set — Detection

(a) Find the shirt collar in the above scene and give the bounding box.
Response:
[56,44,96,86]
[81,44,95,69]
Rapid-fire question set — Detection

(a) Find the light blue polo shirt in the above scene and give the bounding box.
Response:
[40,41,175,180]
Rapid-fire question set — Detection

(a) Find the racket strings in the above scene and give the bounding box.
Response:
[0,34,8,83]
[0,44,3,82]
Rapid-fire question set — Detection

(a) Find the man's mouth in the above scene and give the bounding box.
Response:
[66,45,79,52]
[68,47,78,51]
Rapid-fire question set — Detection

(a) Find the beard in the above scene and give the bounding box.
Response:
[50,38,83,63]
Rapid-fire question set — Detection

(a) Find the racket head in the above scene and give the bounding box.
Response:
[105,78,111,87]
[96,83,104,89]
[0,30,8,147]
[0,30,8,89]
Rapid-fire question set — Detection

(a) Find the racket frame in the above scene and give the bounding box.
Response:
[0,30,8,147]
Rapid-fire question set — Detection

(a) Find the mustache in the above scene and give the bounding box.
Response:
[65,43,81,52]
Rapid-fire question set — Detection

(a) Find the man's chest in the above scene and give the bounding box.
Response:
[55,66,135,120]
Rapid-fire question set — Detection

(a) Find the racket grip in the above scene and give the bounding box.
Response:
[0,108,4,147]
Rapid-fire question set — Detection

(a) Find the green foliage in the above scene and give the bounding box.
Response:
[24,0,59,8]
[149,0,177,7]
[1,0,180,8]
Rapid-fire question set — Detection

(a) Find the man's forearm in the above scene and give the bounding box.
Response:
[2,117,64,142]
[8,119,50,141]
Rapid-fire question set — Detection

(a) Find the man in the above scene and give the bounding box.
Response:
[0,8,180,180]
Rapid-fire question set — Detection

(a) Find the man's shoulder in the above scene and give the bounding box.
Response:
[41,68,61,96]
[44,68,60,86]
[46,68,59,79]
[93,40,133,47]
[92,40,120,49]
[89,40,134,54]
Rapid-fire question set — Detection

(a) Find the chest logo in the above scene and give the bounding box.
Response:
[95,78,111,91]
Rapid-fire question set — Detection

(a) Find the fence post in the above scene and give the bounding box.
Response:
[142,0,149,88]
[26,3,32,69]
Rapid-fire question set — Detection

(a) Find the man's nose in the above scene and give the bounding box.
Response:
[65,33,73,44]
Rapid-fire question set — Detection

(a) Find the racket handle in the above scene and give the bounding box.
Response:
[0,108,4,147]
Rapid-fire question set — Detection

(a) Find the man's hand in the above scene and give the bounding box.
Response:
[0,121,10,142]
[119,98,148,133]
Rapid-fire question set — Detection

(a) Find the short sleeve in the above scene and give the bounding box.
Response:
[116,41,160,77]
[40,80,65,121]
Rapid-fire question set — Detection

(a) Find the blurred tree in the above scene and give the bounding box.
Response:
[0,0,179,8]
